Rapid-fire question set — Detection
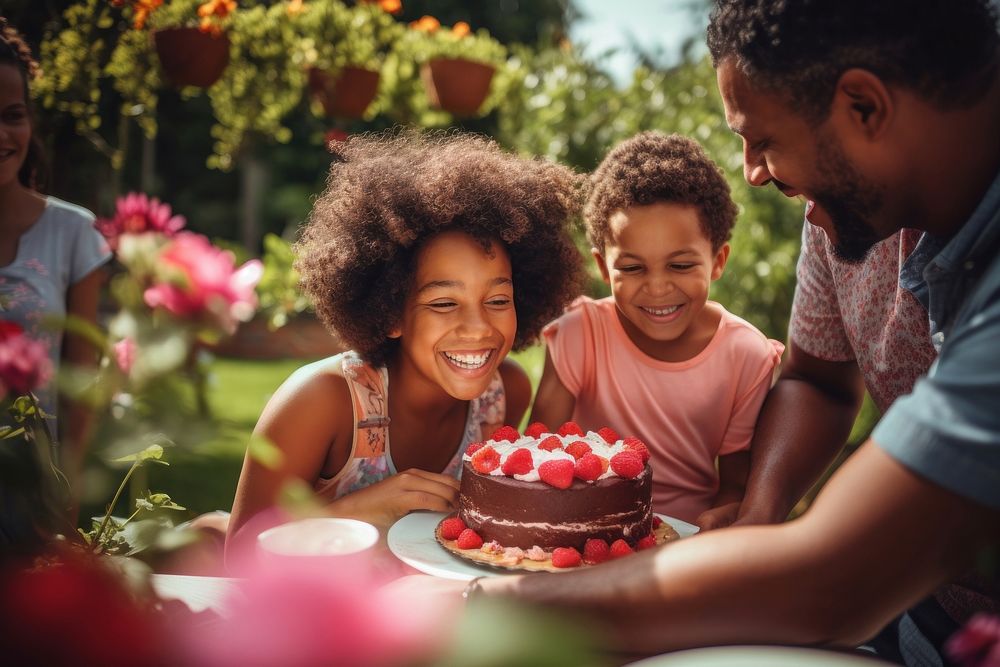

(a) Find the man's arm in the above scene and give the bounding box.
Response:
[484,441,998,654]
[736,341,865,525]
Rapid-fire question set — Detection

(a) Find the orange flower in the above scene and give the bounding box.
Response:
[361,0,401,13]
[197,0,236,19]
[131,0,163,30]
[199,16,223,36]
[197,0,235,34]
[378,0,402,14]
[286,0,306,16]
[409,15,440,32]
[451,21,470,37]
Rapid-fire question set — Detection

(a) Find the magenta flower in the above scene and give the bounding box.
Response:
[947,614,1000,667]
[96,192,186,251]
[0,321,52,398]
[112,337,137,375]
[179,557,451,667]
[143,232,263,334]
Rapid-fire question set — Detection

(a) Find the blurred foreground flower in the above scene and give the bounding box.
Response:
[181,558,451,667]
[96,192,186,251]
[947,613,1000,667]
[0,320,64,550]
[0,320,52,399]
[143,232,263,335]
[0,549,165,667]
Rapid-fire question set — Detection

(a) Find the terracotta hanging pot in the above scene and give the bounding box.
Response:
[307,66,380,118]
[153,27,230,88]
[421,57,495,117]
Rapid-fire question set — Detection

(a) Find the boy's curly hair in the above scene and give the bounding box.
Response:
[585,131,737,253]
[296,131,585,367]
[706,0,1000,124]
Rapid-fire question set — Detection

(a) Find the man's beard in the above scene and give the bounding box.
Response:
[814,138,885,263]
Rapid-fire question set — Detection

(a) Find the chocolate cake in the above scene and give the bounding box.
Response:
[453,423,654,553]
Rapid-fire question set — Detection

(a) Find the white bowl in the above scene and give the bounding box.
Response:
[257,517,379,565]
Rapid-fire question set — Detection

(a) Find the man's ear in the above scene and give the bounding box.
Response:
[711,243,730,281]
[592,247,611,284]
[834,68,894,140]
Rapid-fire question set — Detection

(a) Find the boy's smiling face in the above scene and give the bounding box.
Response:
[595,202,729,361]
[392,230,516,400]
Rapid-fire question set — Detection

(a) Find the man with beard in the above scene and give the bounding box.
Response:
[422,1,1000,663]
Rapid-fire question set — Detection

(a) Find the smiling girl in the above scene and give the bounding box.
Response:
[227,132,583,547]
[0,20,110,529]
[530,132,783,528]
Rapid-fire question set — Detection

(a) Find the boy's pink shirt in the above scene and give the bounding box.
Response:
[543,296,783,522]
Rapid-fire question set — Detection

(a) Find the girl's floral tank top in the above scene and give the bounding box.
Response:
[313,351,506,501]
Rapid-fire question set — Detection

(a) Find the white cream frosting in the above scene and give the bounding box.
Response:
[463,429,637,482]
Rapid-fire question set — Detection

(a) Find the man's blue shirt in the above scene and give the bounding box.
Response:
[875,169,1000,509]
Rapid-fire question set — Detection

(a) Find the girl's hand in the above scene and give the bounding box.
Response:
[695,501,741,531]
[329,469,461,531]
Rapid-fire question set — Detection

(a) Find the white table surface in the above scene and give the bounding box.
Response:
[151,573,241,616]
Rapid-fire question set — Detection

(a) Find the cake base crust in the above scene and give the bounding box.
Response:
[436,516,679,573]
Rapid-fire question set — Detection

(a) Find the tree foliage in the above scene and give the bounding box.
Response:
[23,0,801,338]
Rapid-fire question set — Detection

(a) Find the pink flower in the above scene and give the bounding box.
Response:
[113,337,137,375]
[947,614,1000,667]
[143,232,263,334]
[179,556,451,667]
[96,192,186,251]
[0,321,52,397]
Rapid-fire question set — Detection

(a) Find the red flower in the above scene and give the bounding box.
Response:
[0,320,24,341]
[0,552,165,666]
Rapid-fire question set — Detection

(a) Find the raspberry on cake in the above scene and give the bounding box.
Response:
[452,425,654,554]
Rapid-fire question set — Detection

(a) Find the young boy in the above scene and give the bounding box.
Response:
[531,131,783,527]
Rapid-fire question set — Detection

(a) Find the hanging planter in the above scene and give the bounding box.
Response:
[307,66,381,119]
[421,57,496,117]
[153,27,230,88]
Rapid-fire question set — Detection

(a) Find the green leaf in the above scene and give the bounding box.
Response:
[248,435,284,470]
[11,396,37,418]
[145,492,186,511]
[120,518,169,557]
[112,443,164,463]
